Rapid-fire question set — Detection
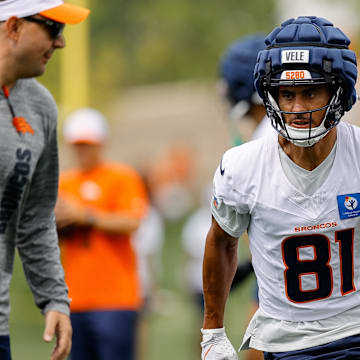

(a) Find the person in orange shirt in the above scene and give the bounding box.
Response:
[55,108,148,360]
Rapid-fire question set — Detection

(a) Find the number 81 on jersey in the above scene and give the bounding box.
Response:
[282,228,355,303]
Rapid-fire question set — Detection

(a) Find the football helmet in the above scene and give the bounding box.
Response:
[254,16,357,147]
[219,34,265,116]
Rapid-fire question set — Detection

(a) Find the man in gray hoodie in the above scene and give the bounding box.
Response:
[0,1,89,359]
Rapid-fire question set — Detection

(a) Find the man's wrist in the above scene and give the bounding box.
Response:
[42,300,70,316]
[202,317,224,330]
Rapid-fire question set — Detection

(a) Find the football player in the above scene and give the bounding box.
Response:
[201,16,360,360]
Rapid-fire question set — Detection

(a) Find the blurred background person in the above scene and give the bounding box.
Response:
[147,143,195,221]
[133,173,165,308]
[218,34,272,146]
[55,108,148,360]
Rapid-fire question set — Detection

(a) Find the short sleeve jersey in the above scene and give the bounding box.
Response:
[212,122,360,322]
[59,162,148,311]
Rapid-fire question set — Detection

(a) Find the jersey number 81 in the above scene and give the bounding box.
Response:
[282,228,355,303]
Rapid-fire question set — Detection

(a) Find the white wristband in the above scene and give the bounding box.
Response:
[201,327,225,335]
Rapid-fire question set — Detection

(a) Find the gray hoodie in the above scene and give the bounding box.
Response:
[0,79,69,335]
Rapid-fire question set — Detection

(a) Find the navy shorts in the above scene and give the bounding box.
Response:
[264,334,360,359]
[70,310,138,360]
[0,336,10,360]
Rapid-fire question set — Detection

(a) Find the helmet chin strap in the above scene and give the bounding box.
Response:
[284,121,329,147]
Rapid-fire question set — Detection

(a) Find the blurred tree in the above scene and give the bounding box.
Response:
[90,0,276,85]
[40,0,276,106]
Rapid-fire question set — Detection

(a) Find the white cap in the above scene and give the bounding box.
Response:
[0,0,90,24]
[63,108,109,144]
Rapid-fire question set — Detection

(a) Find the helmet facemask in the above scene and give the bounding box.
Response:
[263,74,344,147]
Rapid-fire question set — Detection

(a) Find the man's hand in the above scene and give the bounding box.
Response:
[43,311,72,360]
[201,328,238,360]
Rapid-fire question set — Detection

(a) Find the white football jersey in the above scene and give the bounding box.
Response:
[212,122,360,322]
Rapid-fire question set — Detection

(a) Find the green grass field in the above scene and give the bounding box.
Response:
[9,217,254,359]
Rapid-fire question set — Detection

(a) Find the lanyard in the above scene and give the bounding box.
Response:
[1,85,34,136]
[2,85,17,120]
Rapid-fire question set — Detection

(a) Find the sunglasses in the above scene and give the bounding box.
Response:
[23,16,65,39]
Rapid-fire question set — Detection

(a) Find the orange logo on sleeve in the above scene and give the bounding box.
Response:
[12,117,34,135]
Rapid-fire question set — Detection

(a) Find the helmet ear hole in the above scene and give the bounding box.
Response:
[265,91,285,131]
[325,86,345,128]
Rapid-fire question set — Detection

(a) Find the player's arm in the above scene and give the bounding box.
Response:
[203,216,239,329]
[201,216,239,360]
[16,108,71,359]
[201,149,249,359]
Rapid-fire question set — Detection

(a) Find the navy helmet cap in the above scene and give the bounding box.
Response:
[219,34,266,105]
[264,16,351,49]
[254,16,357,112]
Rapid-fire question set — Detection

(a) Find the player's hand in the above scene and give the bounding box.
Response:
[43,311,72,360]
[201,327,238,360]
